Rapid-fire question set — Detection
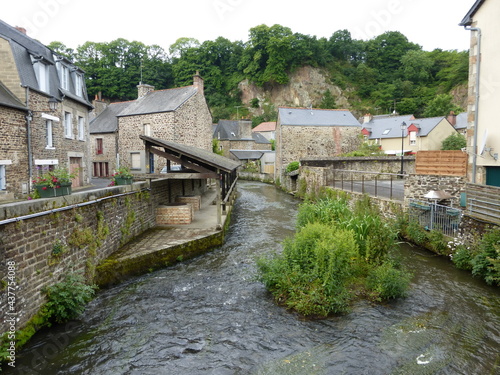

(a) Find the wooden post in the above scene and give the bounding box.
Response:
[216,170,222,229]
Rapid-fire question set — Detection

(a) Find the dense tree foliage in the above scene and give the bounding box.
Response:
[57,25,468,121]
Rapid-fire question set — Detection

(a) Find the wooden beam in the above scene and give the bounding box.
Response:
[148,146,214,174]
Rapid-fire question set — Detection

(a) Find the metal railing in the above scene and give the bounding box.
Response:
[332,169,406,201]
[408,199,462,238]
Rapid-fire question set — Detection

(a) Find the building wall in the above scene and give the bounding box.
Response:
[466,2,500,183]
[0,106,28,199]
[0,37,24,99]
[30,91,91,187]
[275,124,361,180]
[118,91,213,173]
[90,132,117,176]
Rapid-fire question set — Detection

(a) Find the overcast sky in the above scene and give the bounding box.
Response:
[3,0,475,53]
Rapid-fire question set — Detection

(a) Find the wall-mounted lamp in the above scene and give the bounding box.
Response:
[26,96,58,121]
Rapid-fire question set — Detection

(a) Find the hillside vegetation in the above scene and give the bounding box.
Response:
[49,25,469,123]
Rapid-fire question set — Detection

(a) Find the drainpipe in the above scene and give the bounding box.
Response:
[464,26,481,184]
[25,86,34,189]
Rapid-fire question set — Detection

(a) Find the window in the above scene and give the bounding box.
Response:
[382,129,391,135]
[131,153,141,169]
[143,123,151,137]
[46,120,53,148]
[96,138,103,155]
[0,165,5,190]
[60,65,69,90]
[34,62,49,93]
[75,73,83,97]
[64,112,72,138]
[410,131,417,145]
[93,162,109,177]
[78,116,85,141]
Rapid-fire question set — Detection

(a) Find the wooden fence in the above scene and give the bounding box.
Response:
[465,183,500,225]
[416,151,467,176]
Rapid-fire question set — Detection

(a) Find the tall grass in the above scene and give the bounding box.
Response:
[257,196,412,318]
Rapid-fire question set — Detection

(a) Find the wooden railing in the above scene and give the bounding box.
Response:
[465,183,500,225]
[416,151,467,176]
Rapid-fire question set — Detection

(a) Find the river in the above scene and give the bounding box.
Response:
[6,181,500,374]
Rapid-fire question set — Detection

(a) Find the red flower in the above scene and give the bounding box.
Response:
[42,187,47,190]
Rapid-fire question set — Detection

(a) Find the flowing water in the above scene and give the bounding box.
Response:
[6,181,500,375]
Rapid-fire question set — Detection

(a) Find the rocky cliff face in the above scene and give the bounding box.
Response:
[238,66,352,114]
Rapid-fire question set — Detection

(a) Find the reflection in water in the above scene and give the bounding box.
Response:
[6,181,500,375]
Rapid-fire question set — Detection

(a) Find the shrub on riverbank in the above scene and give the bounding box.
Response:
[257,196,412,317]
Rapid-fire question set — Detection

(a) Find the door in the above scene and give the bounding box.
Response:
[486,167,500,187]
[69,157,82,187]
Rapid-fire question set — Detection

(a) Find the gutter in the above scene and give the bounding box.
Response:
[463,26,481,183]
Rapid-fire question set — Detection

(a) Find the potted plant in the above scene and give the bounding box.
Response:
[110,166,133,186]
[32,166,76,198]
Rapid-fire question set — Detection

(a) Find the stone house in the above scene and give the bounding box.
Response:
[213,119,272,158]
[90,73,212,175]
[0,19,93,199]
[252,121,276,141]
[361,113,458,155]
[460,0,500,185]
[275,107,361,179]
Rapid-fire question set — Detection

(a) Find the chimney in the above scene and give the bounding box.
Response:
[447,111,457,126]
[137,83,154,98]
[363,113,373,124]
[239,119,252,139]
[193,71,204,95]
[15,26,27,35]
[92,92,108,116]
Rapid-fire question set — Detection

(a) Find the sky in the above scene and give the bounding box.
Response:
[3,0,475,53]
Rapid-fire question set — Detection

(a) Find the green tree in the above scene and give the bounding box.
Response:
[423,94,463,117]
[319,90,337,109]
[47,41,75,60]
[400,50,433,83]
[441,132,466,150]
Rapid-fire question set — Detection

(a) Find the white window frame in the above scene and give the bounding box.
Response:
[64,112,73,139]
[75,73,83,97]
[410,131,417,146]
[60,64,69,90]
[78,116,85,141]
[130,152,141,170]
[0,165,5,190]
[34,62,49,93]
[46,120,54,148]
[143,123,151,137]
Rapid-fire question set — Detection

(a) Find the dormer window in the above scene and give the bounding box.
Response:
[75,73,83,97]
[382,129,391,135]
[33,60,49,93]
[59,64,69,90]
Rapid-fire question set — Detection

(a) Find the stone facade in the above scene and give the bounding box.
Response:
[90,132,117,177]
[276,125,361,180]
[403,174,467,206]
[0,106,28,199]
[116,88,212,174]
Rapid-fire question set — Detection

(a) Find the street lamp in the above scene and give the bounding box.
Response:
[400,121,407,177]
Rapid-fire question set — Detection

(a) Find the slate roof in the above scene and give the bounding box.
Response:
[230,150,265,160]
[459,0,486,26]
[0,19,91,108]
[213,120,271,144]
[252,121,276,132]
[278,107,360,127]
[363,115,452,139]
[455,112,468,130]
[89,101,131,133]
[117,87,197,116]
[362,114,415,139]
[0,82,27,111]
[140,135,240,172]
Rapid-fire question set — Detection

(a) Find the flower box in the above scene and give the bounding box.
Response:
[35,183,72,198]
[114,176,133,185]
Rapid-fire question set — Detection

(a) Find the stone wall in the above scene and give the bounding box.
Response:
[90,132,117,176]
[118,91,212,173]
[275,125,361,182]
[0,106,28,200]
[0,178,207,336]
[404,174,467,206]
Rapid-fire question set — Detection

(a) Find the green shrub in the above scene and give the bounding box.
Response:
[285,161,299,173]
[471,229,500,285]
[405,220,429,246]
[452,244,474,270]
[427,230,449,256]
[44,273,97,324]
[366,262,412,300]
